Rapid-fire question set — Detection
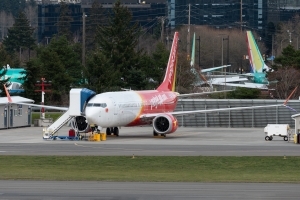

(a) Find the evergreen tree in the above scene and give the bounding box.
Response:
[0,45,14,67]
[273,45,300,69]
[23,36,82,103]
[86,0,105,51]
[150,42,169,84]
[21,58,42,101]
[2,11,35,57]
[85,51,120,93]
[57,2,73,41]
[46,36,83,86]
[92,0,143,91]
[227,87,261,99]
[0,68,10,97]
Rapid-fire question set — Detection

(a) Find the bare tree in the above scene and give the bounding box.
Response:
[268,67,300,99]
[274,14,300,57]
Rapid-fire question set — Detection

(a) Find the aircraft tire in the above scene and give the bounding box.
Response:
[113,127,119,136]
[265,136,270,141]
[153,130,158,136]
[284,136,288,141]
[161,134,166,137]
[106,127,111,135]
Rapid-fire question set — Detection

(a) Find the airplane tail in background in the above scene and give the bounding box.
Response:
[246,31,269,73]
[3,84,12,103]
[156,32,179,92]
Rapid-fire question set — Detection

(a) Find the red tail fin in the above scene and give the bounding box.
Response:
[156,32,179,92]
[284,86,298,105]
[3,84,12,103]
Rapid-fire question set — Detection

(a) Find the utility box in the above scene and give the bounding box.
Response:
[264,124,290,141]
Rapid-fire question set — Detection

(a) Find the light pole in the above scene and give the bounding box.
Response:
[82,12,86,68]
[220,35,229,98]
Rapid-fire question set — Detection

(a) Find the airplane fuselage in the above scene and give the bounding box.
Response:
[85,90,178,128]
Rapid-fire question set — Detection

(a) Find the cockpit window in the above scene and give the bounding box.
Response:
[87,103,107,108]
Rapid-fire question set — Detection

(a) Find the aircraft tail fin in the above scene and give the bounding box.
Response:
[246,31,269,73]
[156,32,179,92]
[3,84,12,103]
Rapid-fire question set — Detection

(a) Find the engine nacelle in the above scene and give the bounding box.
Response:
[71,116,89,132]
[153,114,178,134]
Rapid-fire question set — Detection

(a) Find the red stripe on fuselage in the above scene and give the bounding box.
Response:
[126,90,178,126]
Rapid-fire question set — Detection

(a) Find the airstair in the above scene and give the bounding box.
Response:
[42,110,73,139]
[42,88,96,140]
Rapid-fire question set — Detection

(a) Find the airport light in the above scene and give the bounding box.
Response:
[35,78,51,119]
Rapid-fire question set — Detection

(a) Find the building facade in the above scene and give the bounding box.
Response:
[37,0,300,43]
[38,0,167,43]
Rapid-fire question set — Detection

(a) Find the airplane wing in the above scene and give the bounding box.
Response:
[214,82,268,90]
[13,102,68,111]
[141,86,299,119]
[201,65,231,73]
[140,104,282,118]
[177,90,233,98]
[3,84,68,111]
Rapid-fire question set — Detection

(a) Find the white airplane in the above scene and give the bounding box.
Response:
[4,32,292,137]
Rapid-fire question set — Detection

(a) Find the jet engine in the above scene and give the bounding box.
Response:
[153,114,178,134]
[71,116,89,132]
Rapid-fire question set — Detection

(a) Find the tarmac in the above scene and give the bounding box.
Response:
[0,125,299,156]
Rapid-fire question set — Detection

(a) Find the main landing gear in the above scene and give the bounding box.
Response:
[153,130,166,137]
[106,127,119,136]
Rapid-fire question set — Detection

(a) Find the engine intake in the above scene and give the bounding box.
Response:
[153,114,178,134]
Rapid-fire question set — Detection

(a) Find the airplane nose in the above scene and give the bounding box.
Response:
[85,107,99,125]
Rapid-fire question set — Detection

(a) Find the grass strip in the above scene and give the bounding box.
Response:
[0,156,300,182]
[31,112,63,124]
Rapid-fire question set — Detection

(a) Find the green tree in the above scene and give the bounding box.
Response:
[85,51,120,92]
[273,45,300,69]
[0,68,11,97]
[86,0,105,51]
[268,45,300,99]
[149,42,169,85]
[21,58,42,101]
[226,87,261,99]
[91,0,143,92]
[0,45,14,67]
[46,36,83,86]
[23,36,82,103]
[2,11,35,60]
[57,2,73,41]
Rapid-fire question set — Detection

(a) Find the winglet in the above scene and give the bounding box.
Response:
[284,86,298,106]
[3,84,12,103]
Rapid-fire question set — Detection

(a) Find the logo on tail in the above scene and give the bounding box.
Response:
[157,32,179,92]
